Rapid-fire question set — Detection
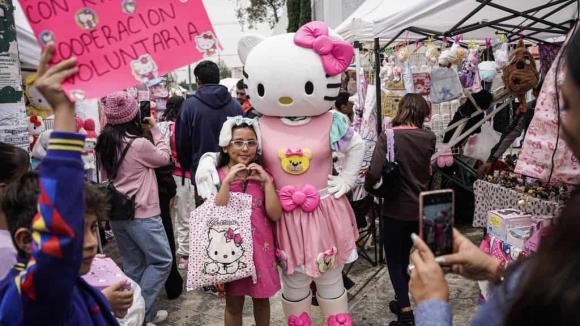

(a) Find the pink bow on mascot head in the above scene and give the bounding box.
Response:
[294,21,354,76]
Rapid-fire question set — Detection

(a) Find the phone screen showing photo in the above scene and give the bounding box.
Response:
[421,191,454,256]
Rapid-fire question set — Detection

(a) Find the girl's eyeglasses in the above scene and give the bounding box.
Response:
[230,140,258,149]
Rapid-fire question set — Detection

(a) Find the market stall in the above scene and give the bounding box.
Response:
[335,0,579,268]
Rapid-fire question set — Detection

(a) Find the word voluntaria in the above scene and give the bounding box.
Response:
[22,0,220,100]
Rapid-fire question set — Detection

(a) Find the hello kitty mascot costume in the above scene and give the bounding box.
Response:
[196,22,363,325]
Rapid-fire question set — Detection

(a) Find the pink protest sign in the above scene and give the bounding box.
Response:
[21,0,221,100]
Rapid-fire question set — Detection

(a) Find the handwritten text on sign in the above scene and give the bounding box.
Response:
[22,0,220,100]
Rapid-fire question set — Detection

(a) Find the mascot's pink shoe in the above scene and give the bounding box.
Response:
[288,312,312,326]
[317,290,351,325]
[283,293,312,326]
[328,313,353,326]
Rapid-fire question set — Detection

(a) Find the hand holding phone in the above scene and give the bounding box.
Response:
[419,190,454,256]
[140,101,151,124]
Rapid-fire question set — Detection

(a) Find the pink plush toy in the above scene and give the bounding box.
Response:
[84,118,97,138]
[27,115,44,151]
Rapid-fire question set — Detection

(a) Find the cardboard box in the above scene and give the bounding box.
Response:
[507,226,532,249]
[487,209,533,242]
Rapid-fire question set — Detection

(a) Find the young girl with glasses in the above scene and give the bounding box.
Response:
[215,117,282,326]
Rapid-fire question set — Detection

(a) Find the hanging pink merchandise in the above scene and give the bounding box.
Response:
[515,32,580,185]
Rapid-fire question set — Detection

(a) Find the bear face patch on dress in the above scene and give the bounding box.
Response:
[278,148,312,175]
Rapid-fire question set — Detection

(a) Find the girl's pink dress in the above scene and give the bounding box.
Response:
[219,169,281,298]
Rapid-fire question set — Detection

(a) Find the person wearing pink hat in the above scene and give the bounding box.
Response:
[95,91,172,326]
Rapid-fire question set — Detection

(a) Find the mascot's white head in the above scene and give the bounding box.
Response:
[237,21,354,117]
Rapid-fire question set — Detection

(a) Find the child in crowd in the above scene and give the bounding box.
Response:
[0,172,134,322]
[213,117,282,326]
[0,142,30,279]
[0,43,119,325]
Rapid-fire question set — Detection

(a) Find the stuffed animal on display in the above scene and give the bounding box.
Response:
[24,74,52,119]
[196,21,363,325]
[27,115,44,151]
[502,40,539,112]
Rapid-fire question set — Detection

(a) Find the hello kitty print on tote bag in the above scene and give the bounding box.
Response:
[186,192,256,290]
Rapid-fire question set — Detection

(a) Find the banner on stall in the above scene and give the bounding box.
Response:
[0,0,28,149]
[21,0,221,100]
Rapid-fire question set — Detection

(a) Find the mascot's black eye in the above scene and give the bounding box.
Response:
[214,251,218,256]
[305,81,314,95]
[257,83,265,97]
[231,251,235,255]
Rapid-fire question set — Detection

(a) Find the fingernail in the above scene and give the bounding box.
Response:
[435,257,446,264]
[411,233,419,242]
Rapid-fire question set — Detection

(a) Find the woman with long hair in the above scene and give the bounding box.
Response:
[95,91,172,325]
[410,28,580,326]
[366,93,436,326]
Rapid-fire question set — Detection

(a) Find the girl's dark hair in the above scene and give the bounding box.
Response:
[391,93,429,128]
[217,123,261,168]
[162,96,185,122]
[2,171,39,258]
[567,29,580,87]
[0,142,29,185]
[84,182,110,221]
[95,114,143,176]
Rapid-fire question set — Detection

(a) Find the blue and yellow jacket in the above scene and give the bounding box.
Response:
[0,132,118,326]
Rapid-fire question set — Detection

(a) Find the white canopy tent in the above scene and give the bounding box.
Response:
[336,0,578,43]
[336,0,579,161]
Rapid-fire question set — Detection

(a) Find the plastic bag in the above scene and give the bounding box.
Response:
[430,68,464,104]
[463,122,501,162]
[478,61,497,82]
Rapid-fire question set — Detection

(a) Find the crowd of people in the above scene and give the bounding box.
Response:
[0,23,579,326]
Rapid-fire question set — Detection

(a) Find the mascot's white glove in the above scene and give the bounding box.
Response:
[195,152,220,199]
[327,132,364,199]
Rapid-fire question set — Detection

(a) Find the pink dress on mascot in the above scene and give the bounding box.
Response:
[196,22,364,325]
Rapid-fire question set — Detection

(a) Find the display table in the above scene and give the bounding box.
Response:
[472,180,564,228]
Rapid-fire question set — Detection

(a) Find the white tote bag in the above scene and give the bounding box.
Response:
[463,123,501,162]
[186,192,256,290]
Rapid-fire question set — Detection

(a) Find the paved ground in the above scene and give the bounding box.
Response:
[105,225,482,326]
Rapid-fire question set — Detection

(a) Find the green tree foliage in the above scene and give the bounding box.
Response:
[286,0,311,32]
[286,0,300,32]
[235,0,286,29]
[218,60,232,79]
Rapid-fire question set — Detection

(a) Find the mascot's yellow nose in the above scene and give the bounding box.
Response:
[279,96,294,105]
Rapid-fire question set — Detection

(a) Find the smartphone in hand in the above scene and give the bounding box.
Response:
[140,101,151,124]
[419,190,454,256]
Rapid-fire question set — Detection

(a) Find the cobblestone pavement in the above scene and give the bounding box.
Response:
[105,225,482,326]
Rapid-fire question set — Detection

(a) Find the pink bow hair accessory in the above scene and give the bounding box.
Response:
[278,184,320,213]
[225,229,243,246]
[294,21,354,76]
[288,312,312,326]
[328,313,353,326]
[286,148,304,157]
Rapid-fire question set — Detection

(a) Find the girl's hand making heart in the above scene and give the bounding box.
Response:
[223,163,249,185]
[247,163,271,184]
